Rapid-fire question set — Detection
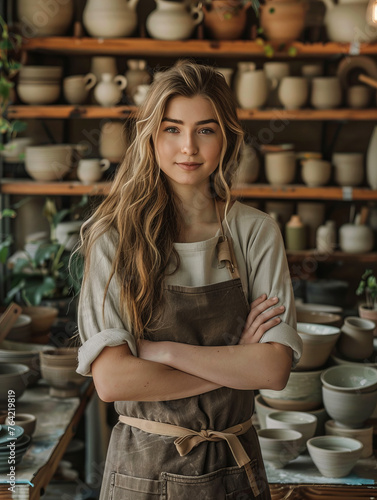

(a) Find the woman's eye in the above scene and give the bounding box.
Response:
[164,127,179,133]
[199,128,214,135]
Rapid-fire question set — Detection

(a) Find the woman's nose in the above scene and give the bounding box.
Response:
[181,133,198,155]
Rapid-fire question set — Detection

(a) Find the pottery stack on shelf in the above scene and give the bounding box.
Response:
[0,425,31,473]
[17,66,63,105]
[0,340,50,386]
[39,348,86,398]
[257,428,302,468]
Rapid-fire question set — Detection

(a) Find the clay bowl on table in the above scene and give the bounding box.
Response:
[5,413,37,437]
[320,365,377,393]
[0,340,50,386]
[259,368,323,412]
[257,428,302,468]
[39,347,78,367]
[295,323,341,371]
[265,411,317,452]
[322,385,377,428]
[255,394,329,435]
[39,364,86,398]
[325,420,373,458]
[21,306,58,335]
[307,435,363,478]
[0,364,30,408]
[5,314,32,342]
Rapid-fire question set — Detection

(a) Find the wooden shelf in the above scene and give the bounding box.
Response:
[2,180,377,200]
[8,105,377,121]
[286,250,377,263]
[232,184,377,200]
[20,37,377,57]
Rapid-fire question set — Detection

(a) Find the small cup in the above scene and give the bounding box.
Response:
[63,73,97,105]
[346,85,371,109]
[301,159,331,187]
[77,158,111,184]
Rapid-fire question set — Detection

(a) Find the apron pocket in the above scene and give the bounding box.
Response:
[110,471,163,500]
[162,465,252,500]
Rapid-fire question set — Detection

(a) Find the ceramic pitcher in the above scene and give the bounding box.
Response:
[94,73,128,106]
[146,0,203,40]
[83,0,140,38]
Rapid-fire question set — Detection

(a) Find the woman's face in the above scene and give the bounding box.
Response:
[154,95,224,194]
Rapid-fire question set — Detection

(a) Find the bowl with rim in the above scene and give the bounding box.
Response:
[0,364,30,407]
[307,435,363,478]
[325,420,373,458]
[259,368,323,411]
[296,310,342,327]
[295,322,341,370]
[257,428,302,468]
[320,365,377,393]
[265,411,317,451]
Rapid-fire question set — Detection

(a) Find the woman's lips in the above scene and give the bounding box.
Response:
[176,162,202,171]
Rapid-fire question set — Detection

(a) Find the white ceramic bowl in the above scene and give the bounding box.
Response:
[257,428,302,468]
[321,365,377,393]
[17,82,61,105]
[322,385,377,428]
[307,435,363,478]
[18,66,63,80]
[260,369,323,411]
[296,323,341,370]
[301,160,331,187]
[265,411,317,451]
[325,420,373,458]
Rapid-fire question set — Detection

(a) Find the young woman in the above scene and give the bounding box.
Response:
[77,61,302,500]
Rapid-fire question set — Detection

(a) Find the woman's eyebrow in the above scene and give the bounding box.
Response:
[161,117,219,125]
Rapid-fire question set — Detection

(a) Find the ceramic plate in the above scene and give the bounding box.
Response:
[337,56,377,90]
[0,424,24,444]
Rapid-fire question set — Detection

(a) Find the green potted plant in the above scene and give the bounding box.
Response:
[356,268,377,335]
[5,197,86,318]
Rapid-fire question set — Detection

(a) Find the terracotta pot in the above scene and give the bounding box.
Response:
[359,304,377,337]
[203,0,251,40]
[260,0,307,45]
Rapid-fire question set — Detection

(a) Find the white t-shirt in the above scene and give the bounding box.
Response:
[77,201,302,376]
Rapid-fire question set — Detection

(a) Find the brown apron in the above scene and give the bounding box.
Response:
[100,201,271,500]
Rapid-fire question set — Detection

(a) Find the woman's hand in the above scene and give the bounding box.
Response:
[239,294,285,345]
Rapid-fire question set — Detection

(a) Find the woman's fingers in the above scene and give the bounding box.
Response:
[239,316,282,345]
[243,295,281,331]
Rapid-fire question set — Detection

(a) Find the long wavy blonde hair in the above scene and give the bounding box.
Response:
[78,60,244,341]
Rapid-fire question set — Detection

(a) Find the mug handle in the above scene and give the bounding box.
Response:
[114,75,128,91]
[84,73,97,91]
[100,159,111,172]
[192,5,204,26]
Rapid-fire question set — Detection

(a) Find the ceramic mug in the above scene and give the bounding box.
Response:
[63,73,97,104]
[278,77,308,110]
[338,316,375,360]
[77,158,110,184]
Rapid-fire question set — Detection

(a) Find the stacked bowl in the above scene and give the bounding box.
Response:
[17,66,62,105]
[0,341,50,386]
[0,425,31,472]
[0,364,30,409]
[39,348,85,397]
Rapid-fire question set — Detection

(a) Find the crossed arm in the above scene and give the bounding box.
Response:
[92,294,292,403]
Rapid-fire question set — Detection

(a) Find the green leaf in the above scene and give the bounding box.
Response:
[0,208,16,218]
[23,276,56,305]
[0,117,10,133]
[13,258,32,273]
[34,243,60,265]
[52,208,71,227]
[9,120,27,134]
[5,279,26,304]
[0,39,13,50]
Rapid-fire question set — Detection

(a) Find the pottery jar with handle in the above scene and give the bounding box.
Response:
[94,73,128,107]
[77,158,111,184]
[83,0,140,38]
[63,73,97,105]
[146,0,203,40]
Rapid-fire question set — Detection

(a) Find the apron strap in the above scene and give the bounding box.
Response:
[118,415,260,497]
[215,200,241,280]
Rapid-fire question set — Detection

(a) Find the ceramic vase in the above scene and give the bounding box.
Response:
[359,305,377,337]
[146,0,203,40]
[94,73,128,106]
[310,77,342,109]
[203,0,251,40]
[285,215,307,251]
[125,60,151,99]
[83,0,140,38]
[366,126,377,189]
[260,0,307,45]
[316,221,336,253]
[91,57,118,81]
[332,153,364,187]
[297,202,326,249]
[235,69,268,109]
[338,316,375,360]
[278,77,309,110]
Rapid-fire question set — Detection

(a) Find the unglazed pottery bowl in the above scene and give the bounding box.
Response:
[296,310,342,327]
[320,365,377,393]
[40,364,85,398]
[0,364,30,407]
[307,435,363,478]
[5,413,37,437]
[21,306,58,334]
[296,323,341,370]
[265,411,317,451]
[325,420,373,458]
[338,317,375,361]
[322,385,377,428]
[260,369,323,411]
[257,428,302,468]
[254,394,329,435]
[39,347,78,367]
[0,340,49,386]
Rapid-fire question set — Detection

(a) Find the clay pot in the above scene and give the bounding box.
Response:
[346,85,371,109]
[266,411,317,452]
[338,316,375,360]
[260,0,307,45]
[310,76,342,109]
[278,77,309,109]
[301,159,331,187]
[233,143,260,184]
[332,152,364,187]
[77,158,111,184]
[203,0,251,40]
[285,215,307,251]
[63,73,97,105]
[264,62,290,107]
[359,304,377,337]
[83,0,139,38]
[325,420,373,458]
[5,413,37,437]
[296,323,341,370]
[146,0,203,40]
[265,151,297,185]
[339,223,374,254]
[235,69,269,109]
[99,121,127,163]
[94,73,127,106]
[316,220,336,253]
[17,0,74,37]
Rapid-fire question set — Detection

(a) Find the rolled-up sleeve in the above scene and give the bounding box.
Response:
[247,217,303,368]
[77,230,137,376]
